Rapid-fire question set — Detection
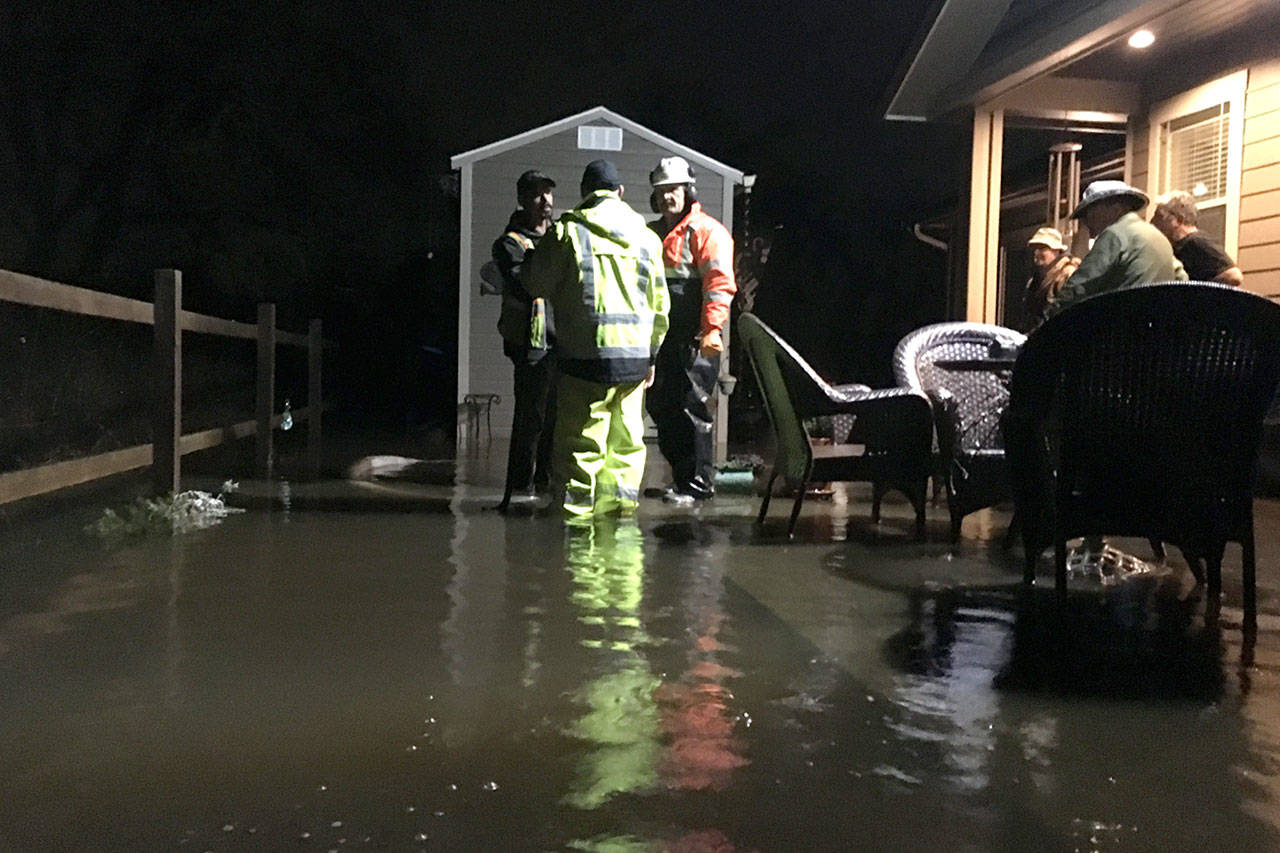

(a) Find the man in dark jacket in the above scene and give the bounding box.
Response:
[1151,190,1244,286]
[492,169,556,511]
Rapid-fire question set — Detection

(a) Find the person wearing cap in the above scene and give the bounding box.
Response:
[1151,190,1244,286]
[645,156,736,505]
[1022,226,1079,329]
[1047,179,1187,318]
[524,160,669,518]
[491,169,557,511]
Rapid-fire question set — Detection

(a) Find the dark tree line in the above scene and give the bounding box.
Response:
[0,0,960,442]
[1,1,463,435]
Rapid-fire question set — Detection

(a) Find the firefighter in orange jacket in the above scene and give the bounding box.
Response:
[646,157,736,505]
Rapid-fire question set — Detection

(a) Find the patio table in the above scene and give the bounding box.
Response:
[932,355,1018,372]
[932,342,1021,375]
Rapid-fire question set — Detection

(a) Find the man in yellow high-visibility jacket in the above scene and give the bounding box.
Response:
[524,160,669,518]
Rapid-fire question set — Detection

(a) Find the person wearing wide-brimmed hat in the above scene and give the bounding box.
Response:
[1046,180,1187,318]
[1022,226,1079,329]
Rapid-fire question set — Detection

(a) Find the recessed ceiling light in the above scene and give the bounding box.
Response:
[1128,29,1155,49]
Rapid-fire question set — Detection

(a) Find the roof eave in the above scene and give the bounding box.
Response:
[882,0,1016,122]
[449,105,746,183]
[885,0,1183,121]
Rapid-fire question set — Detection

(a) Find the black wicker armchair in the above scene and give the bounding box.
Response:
[893,322,1027,543]
[1003,283,1280,621]
[738,313,933,538]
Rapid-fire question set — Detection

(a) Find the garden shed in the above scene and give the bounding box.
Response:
[450,106,746,442]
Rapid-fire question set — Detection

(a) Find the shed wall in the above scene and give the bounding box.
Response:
[463,120,725,433]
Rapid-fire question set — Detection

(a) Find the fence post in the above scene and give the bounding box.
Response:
[255,303,276,478]
[153,269,182,494]
[307,318,322,478]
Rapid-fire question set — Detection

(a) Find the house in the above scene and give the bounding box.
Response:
[449,106,746,452]
[885,0,1280,325]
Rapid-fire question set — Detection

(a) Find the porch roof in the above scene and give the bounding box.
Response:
[884,0,1272,121]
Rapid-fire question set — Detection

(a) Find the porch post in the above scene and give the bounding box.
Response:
[966,106,1004,323]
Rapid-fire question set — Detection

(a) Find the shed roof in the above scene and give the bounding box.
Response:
[449,105,745,182]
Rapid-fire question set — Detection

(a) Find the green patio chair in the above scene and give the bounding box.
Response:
[737,312,933,539]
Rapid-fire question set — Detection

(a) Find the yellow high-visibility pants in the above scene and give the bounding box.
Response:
[554,374,647,517]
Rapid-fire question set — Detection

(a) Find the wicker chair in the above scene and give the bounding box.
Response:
[1003,283,1280,621]
[893,322,1027,543]
[738,313,933,538]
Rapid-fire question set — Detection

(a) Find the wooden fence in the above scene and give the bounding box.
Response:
[0,267,329,505]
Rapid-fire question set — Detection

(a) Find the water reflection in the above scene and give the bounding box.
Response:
[2,487,1279,848]
[562,519,661,809]
[561,517,750,849]
[877,579,1280,849]
[442,502,505,692]
[649,521,748,792]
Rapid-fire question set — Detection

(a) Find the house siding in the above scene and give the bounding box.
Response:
[1128,113,1149,192]
[1243,59,1280,297]
[463,120,726,436]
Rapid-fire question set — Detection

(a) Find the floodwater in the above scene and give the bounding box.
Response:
[1,453,1278,851]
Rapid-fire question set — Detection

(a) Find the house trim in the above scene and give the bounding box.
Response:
[457,162,473,402]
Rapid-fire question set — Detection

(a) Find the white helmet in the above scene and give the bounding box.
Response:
[650,156,695,186]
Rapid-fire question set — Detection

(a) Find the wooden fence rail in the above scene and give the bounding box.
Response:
[0,267,330,505]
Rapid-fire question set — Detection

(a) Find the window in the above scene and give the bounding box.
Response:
[1164,104,1229,201]
[577,125,623,151]
[1147,71,1245,256]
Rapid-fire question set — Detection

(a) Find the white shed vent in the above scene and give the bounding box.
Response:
[577,125,623,151]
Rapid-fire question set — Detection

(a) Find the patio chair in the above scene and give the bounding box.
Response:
[737,312,933,538]
[893,322,1027,543]
[1003,283,1280,621]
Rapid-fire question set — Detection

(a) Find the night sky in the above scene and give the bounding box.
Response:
[3,0,984,422]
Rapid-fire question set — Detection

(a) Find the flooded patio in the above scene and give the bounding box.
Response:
[0,442,1278,851]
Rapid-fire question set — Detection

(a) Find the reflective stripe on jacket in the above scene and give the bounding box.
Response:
[654,202,736,337]
[524,190,669,385]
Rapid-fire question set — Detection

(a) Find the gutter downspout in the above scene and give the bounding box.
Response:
[913,222,947,251]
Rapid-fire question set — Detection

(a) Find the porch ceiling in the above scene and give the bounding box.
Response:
[884,0,1274,121]
[1055,0,1280,85]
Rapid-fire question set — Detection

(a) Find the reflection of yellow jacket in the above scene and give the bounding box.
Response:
[525,191,669,385]
[562,523,660,809]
